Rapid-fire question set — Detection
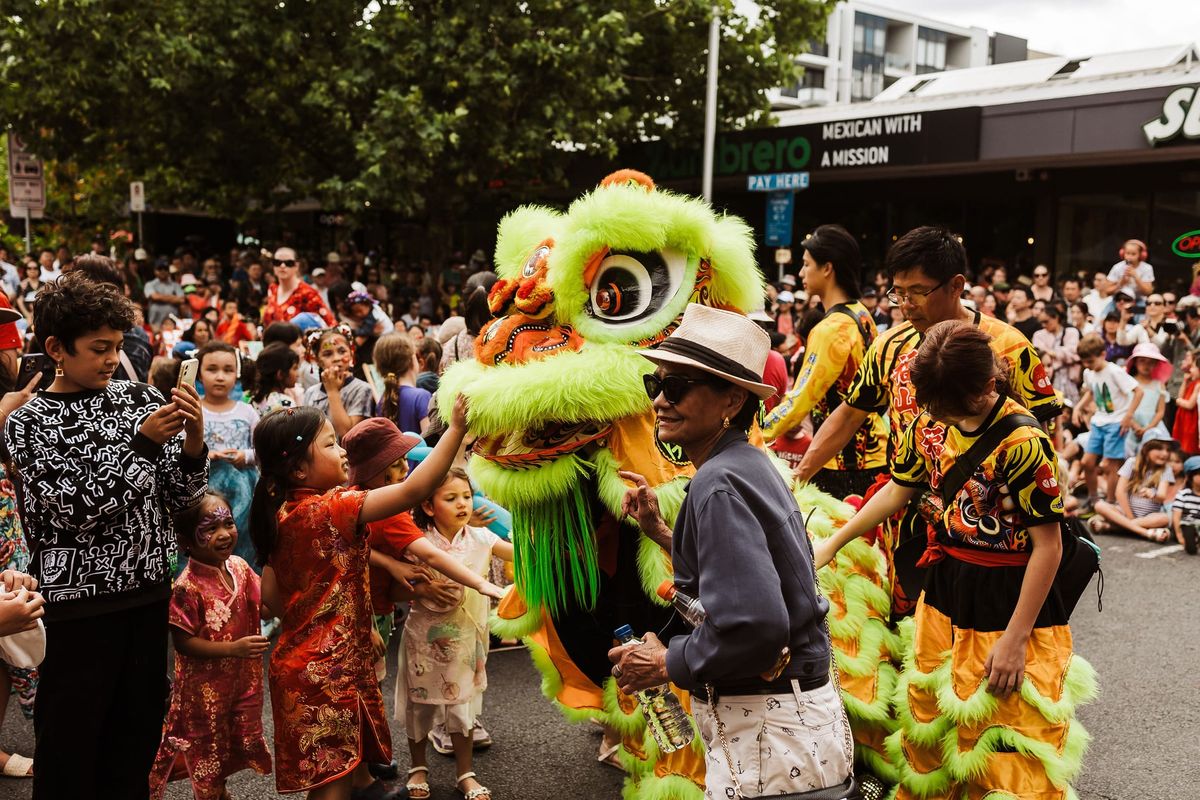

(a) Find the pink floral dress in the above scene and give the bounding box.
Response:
[149,556,272,800]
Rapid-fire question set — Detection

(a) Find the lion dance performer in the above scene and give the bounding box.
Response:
[438,170,895,799]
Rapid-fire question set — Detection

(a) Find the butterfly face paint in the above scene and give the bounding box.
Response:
[196,505,234,548]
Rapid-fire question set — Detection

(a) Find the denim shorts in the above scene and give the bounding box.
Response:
[1085,422,1127,460]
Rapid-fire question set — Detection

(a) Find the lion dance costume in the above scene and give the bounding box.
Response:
[438,171,1093,799]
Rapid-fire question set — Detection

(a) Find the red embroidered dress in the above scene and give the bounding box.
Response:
[149,556,272,799]
[262,280,336,327]
[268,488,390,793]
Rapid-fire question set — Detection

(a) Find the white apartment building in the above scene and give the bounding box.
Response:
[770,0,1031,108]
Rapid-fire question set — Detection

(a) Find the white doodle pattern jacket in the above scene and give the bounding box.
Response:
[5,380,208,621]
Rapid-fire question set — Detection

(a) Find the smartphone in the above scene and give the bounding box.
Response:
[16,353,54,392]
[177,358,199,390]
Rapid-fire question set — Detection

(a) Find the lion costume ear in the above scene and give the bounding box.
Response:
[494,206,563,281]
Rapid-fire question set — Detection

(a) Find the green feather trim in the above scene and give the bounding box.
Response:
[893,663,955,748]
[832,619,894,678]
[488,605,544,641]
[933,653,1098,728]
[621,773,705,800]
[603,676,649,739]
[885,728,953,799]
[511,480,600,614]
[468,452,588,509]
[796,482,858,527]
[591,448,689,526]
[637,534,673,607]
[524,637,606,724]
[437,345,652,438]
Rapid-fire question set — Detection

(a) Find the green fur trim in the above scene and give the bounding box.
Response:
[549,180,763,336]
[941,718,1091,789]
[510,480,600,614]
[603,676,649,739]
[832,618,893,678]
[637,534,673,607]
[933,653,1099,729]
[796,482,857,527]
[488,605,544,641]
[841,660,901,727]
[494,206,562,280]
[621,773,705,800]
[591,448,689,525]
[467,451,588,509]
[823,570,892,639]
[885,728,953,799]
[437,346,652,438]
[858,742,901,786]
[525,637,607,724]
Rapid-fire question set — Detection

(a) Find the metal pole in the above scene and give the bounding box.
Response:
[701,4,720,202]
[138,211,143,248]
[24,207,31,256]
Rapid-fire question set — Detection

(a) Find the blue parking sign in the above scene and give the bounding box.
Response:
[765,191,795,247]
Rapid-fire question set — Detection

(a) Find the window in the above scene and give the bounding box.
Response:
[852,12,888,100]
[780,68,825,99]
[916,27,947,74]
[807,37,828,58]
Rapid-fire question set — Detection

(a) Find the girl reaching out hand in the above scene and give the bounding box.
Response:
[249,396,500,800]
[149,492,272,800]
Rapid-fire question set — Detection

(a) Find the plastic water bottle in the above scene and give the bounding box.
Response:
[613,625,694,753]
[656,580,707,627]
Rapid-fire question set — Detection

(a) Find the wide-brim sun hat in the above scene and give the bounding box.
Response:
[637,303,776,400]
[343,417,422,486]
[1127,342,1172,383]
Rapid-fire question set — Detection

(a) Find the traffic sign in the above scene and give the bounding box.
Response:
[7,133,45,218]
[130,181,145,213]
[747,172,809,192]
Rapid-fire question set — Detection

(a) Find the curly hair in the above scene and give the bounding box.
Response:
[33,270,136,353]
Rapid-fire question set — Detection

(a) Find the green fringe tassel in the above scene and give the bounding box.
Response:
[511,479,601,615]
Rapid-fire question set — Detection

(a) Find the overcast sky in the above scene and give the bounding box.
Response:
[869,0,1200,57]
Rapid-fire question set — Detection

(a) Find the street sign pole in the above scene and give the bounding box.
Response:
[701,4,720,202]
[24,207,31,256]
[138,212,144,247]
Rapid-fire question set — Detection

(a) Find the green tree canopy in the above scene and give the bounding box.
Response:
[0,0,830,240]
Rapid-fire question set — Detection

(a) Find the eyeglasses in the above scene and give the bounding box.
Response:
[1033,272,1049,278]
[886,278,950,306]
[1147,299,1164,305]
[643,373,716,404]
[1116,295,1134,303]
[273,259,297,268]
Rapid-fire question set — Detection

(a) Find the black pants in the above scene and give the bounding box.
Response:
[33,600,169,800]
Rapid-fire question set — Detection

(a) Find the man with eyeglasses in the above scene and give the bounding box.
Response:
[261,246,336,328]
[793,226,1060,617]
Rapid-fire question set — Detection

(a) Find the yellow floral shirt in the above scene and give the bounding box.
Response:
[763,302,886,471]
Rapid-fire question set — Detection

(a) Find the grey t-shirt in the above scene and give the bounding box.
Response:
[143,278,183,326]
[303,377,375,423]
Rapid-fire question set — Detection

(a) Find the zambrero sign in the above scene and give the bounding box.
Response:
[1172,230,1200,259]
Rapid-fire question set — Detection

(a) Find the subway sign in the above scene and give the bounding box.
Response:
[1173,229,1200,259]
[1143,85,1200,146]
[630,107,981,180]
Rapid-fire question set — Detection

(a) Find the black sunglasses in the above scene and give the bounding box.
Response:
[273,258,297,267]
[643,373,716,404]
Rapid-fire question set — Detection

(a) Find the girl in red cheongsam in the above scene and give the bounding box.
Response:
[249,403,503,799]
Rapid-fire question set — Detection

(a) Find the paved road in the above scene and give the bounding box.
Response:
[0,532,1196,799]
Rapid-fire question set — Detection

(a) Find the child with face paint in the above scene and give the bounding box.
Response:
[149,492,273,800]
[301,326,374,440]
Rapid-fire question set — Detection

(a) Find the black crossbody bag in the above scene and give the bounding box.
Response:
[893,412,1102,617]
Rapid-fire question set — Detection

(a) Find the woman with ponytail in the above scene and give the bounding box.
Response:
[373,331,431,434]
[250,402,503,799]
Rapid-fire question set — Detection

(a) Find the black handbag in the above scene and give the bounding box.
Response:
[768,776,863,800]
[892,411,1101,617]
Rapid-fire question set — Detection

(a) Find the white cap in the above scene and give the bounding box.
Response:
[777,291,795,303]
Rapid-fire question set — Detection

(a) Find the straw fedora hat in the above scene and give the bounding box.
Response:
[638,304,776,399]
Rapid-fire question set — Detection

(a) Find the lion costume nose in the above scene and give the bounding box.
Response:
[478,241,583,366]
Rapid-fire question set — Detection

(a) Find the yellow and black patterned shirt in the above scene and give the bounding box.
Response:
[844,310,1060,460]
[762,301,886,471]
[891,397,1064,553]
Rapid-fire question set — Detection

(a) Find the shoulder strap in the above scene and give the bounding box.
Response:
[940,411,1039,505]
[828,303,873,346]
[818,305,875,471]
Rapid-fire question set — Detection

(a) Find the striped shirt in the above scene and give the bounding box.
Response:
[1172,488,1200,524]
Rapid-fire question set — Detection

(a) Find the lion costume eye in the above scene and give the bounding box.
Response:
[522,245,551,278]
[588,248,686,325]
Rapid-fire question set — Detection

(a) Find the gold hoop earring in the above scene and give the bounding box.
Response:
[54,362,64,377]
[722,417,730,429]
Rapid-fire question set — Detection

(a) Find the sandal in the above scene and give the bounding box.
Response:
[457,770,492,800]
[406,767,431,800]
[1145,527,1171,543]
[0,753,32,778]
[597,740,623,771]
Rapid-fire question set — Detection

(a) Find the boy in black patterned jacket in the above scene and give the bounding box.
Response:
[3,270,208,800]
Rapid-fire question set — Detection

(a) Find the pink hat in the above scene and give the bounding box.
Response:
[1127,342,1172,383]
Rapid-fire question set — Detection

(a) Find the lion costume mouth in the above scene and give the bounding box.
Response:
[473,419,612,469]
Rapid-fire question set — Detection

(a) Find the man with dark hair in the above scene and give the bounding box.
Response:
[1006,285,1041,341]
[794,225,1060,616]
[1060,277,1082,305]
[70,254,154,382]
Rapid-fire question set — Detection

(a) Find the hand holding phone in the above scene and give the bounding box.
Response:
[16,354,54,393]
[177,358,199,390]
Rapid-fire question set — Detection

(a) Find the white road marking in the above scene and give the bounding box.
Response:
[1136,544,1184,559]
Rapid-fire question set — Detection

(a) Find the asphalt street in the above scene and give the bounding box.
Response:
[0,530,1195,799]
